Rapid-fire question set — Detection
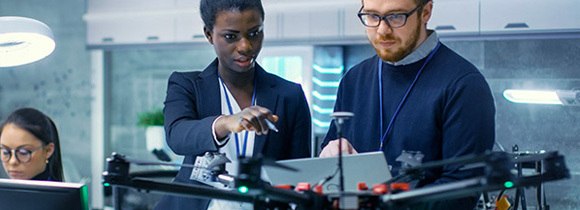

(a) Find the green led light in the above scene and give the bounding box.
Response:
[238,186,249,194]
[80,186,90,210]
[504,181,514,188]
[103,183,110,187]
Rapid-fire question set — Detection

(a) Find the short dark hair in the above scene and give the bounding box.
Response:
[415,0,432,5]
[414,0,432,16]
[200,0,265,31]
[1,108,64,181]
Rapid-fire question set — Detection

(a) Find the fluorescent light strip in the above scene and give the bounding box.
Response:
[312,77,340,87]
[313,104,334,114]
[312,91,337,101]
[312,118,330,128]
[503,89,562,105]
[312,64,343,74]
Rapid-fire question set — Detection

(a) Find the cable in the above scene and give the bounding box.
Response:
[315,167,339,190]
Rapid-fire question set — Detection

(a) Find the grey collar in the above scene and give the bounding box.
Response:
[385,30,439,66]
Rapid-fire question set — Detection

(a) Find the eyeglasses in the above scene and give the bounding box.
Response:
[1,146,43,163]
[357,4,422,28]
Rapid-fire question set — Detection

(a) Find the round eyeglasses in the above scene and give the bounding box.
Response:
[1,146,43,163]
[357,4,422,28]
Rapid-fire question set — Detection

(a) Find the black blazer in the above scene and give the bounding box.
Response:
[155,59,311,209]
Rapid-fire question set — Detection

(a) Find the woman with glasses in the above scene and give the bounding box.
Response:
[0,108,63,181]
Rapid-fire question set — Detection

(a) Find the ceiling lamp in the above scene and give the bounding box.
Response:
[0,16,55,67]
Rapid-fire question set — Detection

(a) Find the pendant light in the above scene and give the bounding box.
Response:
[0,16,55,67]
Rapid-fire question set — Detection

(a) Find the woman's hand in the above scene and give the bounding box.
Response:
[215,106,278,138]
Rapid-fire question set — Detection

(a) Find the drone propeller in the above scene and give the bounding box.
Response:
[259,156,299,172]
[109,152,296,172]
[115,154,199,169]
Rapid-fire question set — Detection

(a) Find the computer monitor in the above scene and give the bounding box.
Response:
[0,178,89,210]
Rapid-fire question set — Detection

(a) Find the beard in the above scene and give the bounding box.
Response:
[372,21,422,63]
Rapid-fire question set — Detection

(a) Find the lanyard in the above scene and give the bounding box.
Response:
[378,42,441,151]
[218,71,257,157]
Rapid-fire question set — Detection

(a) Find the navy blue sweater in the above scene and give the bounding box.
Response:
[323,44,495,189]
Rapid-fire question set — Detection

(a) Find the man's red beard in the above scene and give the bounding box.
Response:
[373,20,422,63]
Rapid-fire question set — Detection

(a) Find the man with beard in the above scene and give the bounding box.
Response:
[320,0,495,209]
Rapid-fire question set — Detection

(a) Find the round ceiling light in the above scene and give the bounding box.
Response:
[0,16,55,67]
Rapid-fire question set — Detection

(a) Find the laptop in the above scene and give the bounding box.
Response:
[262,152,391,193]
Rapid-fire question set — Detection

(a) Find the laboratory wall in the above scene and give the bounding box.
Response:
[0,0,91,183]
[1,0,579,209]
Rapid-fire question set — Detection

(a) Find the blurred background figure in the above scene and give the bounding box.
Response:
[1,107,64,181]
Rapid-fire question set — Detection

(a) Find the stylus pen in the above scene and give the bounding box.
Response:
[265,120,279,132]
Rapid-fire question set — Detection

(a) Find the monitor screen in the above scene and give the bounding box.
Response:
[0,178,89,210]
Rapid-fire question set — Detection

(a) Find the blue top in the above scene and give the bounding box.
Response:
[323,43,495,187]
[31,168,51,181]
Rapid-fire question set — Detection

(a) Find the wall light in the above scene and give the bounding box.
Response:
[0,16,55,67]
[503,89,580,106]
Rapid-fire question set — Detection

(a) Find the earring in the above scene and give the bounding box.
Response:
[46,160,49,164]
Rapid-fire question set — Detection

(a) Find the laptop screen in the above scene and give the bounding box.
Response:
[262,151,391,193]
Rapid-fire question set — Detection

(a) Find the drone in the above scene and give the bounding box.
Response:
[102,150,569,210]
